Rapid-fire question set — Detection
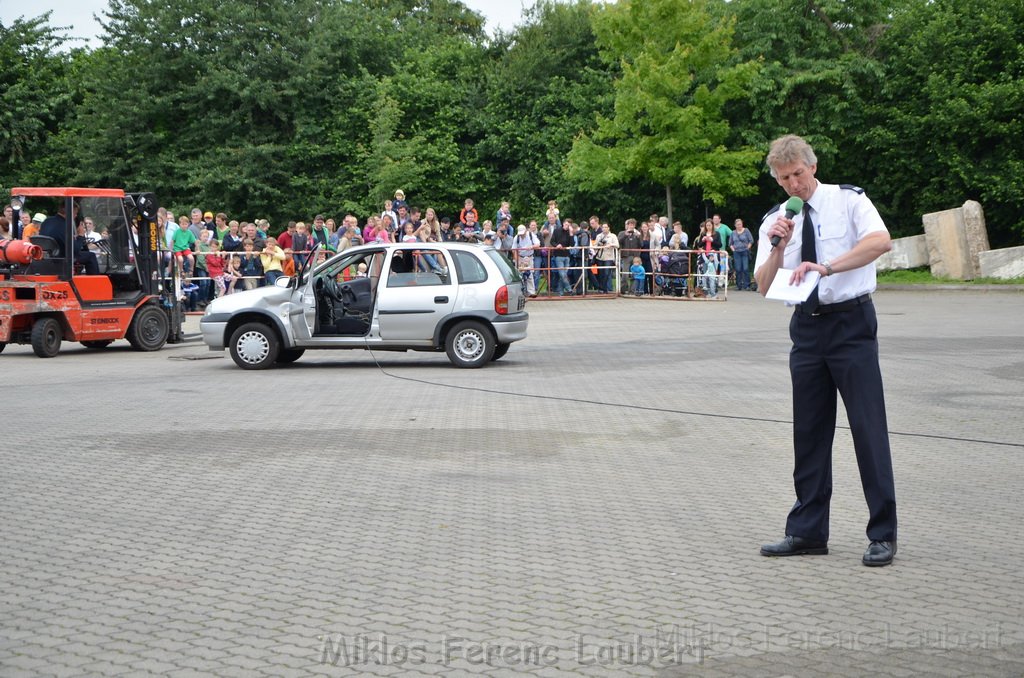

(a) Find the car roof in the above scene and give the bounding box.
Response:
[345,242,493,254]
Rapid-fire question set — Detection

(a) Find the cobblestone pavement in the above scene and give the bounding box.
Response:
[2,289,1023,678]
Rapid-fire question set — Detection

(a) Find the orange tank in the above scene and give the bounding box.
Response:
[0,239,43,265]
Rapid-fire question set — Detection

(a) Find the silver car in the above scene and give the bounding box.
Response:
[201,242,528,369]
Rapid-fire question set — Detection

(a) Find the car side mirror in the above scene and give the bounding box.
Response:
[275,276,291,288]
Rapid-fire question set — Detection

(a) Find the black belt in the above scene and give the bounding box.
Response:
[797,293,871,316]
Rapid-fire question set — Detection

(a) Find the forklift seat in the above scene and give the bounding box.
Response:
[31,235,62,257]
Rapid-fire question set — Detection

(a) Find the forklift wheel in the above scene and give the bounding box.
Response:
[31,317,62,358]
[128,305,169,351]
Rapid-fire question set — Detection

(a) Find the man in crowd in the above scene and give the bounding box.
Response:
[549,218,573,295]
[593,223,618,293]
[189,208,206,241]
[618,218,643,289]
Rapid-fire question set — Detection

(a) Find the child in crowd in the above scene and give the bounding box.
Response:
[402,223,418,243]
[282,249,296,277]
[237,238,264,290]
[630,256,646,296]
[205,240,233,297]
[381,200,398,231]
[179,277,200,311]
[292,222,309,267]
[392,189,407,213]
[356,263,368,278]
[171,220,197,274]
[546,199,560,221]
[260,236,286,286]
[495,201,512,226]
[459,199,478,226]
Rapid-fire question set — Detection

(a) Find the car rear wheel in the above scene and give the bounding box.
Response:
[31,317,62,358]
[127,305,169,351]
[491,342,510,361]
[229,322,279,370]
[445,320,494,368]
[277,348,305,365]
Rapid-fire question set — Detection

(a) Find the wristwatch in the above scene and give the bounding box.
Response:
[822,260,834,276]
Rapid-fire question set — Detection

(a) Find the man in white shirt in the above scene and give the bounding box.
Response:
[755,134,898,568]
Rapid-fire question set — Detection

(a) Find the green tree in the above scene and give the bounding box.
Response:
[0,14,74,189]
[565,0,762,223]
[720,0,895,232]
[476,1,625,222]
[866,0,1024,245]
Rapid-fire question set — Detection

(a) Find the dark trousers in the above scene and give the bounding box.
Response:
[786,301,897,543]
[733,250,750,289]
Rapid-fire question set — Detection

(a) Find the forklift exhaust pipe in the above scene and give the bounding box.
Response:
[0,240,43,265]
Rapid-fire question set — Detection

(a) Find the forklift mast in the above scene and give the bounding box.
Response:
[127,192,184,343]
[128,192,160,293]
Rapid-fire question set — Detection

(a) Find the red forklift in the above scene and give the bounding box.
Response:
[0,187,184,357]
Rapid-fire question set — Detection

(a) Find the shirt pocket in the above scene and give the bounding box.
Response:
[818,217,850,262]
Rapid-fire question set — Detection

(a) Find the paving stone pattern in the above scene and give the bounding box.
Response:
[1,290,1023,677]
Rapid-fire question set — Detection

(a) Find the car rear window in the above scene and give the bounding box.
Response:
[451,250,488,284]
[485,249,521,284]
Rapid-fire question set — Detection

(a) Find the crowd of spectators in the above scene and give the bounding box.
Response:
[2,190,755,307]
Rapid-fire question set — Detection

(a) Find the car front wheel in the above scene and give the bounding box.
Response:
[445,320,494,368]
[228,322,280,370]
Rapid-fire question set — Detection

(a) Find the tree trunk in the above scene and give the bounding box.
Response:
[665,184,673,224]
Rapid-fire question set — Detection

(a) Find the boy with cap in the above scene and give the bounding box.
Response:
[23,212,45,239]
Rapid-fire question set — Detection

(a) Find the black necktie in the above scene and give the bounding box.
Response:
[801,204,819,312]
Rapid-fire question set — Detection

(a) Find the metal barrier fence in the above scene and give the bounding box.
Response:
[513,246,729,301]
[167,244,734,312]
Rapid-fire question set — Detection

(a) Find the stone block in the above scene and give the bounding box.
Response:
[877,235,929,271]
[923,201,989,279]
[978,245,1024,279]
[963,200,991,276]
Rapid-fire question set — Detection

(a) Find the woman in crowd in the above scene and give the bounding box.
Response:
[698,219,721,297]
[639,221,654,295]
[513,224,539,297]
[422,208,442,240]
[534,226,553,295]
[415,224,445,274]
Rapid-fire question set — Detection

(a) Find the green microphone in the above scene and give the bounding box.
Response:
[770,196,805,248]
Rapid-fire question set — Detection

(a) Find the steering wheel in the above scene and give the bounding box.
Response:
[318,277,345,303]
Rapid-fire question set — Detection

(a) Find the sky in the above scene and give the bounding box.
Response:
[0,0,539,47]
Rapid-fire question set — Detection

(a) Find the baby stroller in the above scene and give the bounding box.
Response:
[656,251,689,297]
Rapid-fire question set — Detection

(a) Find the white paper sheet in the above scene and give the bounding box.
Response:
[765,268,821,303]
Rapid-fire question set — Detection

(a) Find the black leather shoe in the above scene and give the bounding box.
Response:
[760,535,828,557]
[862,540,896,567]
